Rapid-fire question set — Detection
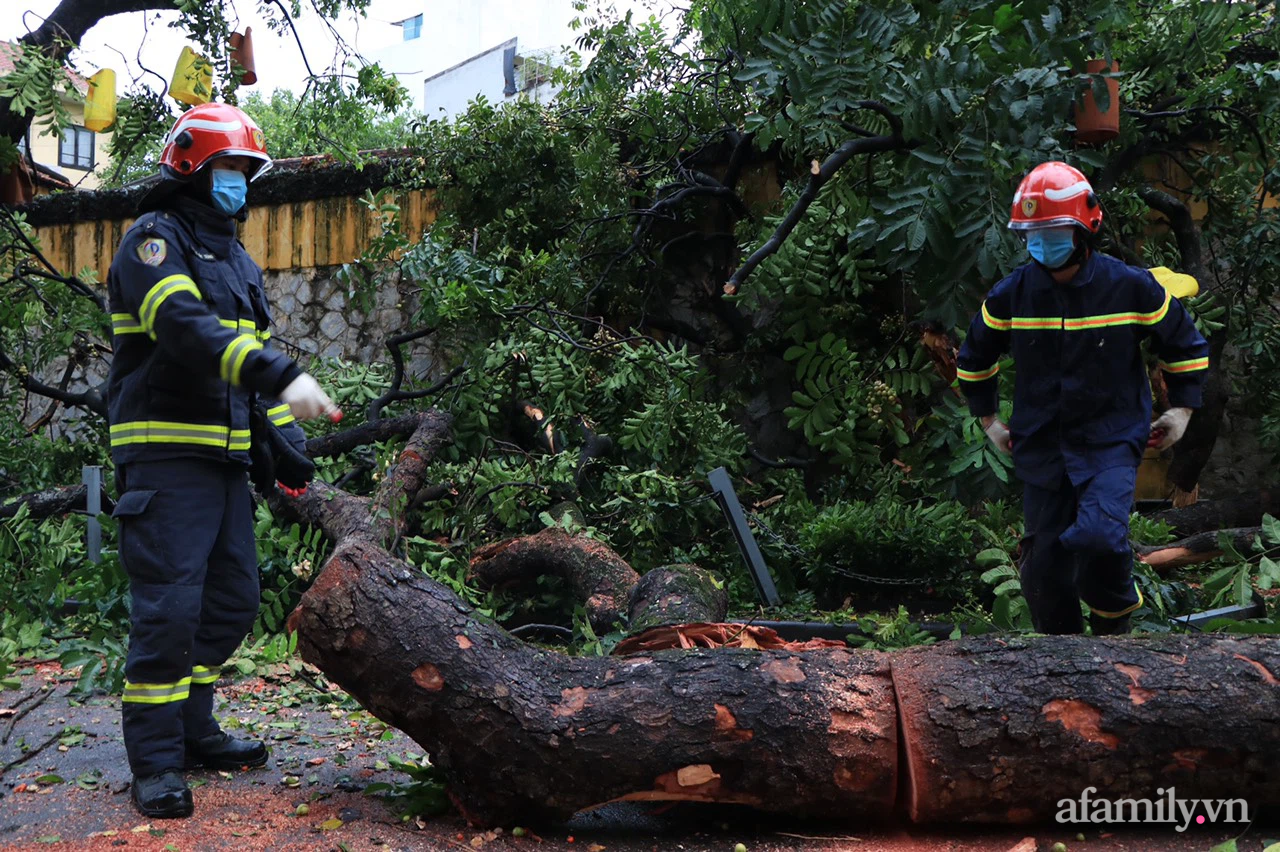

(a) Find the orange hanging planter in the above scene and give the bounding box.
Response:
[229,27,257,86]
[1075,58,1120,144]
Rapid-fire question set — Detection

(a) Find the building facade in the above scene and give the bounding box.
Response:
[366,0,578,120]
[1,42,113,192]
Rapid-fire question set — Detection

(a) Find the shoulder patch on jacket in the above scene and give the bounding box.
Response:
[135,237,168,267]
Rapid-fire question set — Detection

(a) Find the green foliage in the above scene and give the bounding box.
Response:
[797,490,974,596]
[844,605,936,650]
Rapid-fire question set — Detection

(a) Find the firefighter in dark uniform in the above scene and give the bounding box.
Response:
[956,162,1210,636]
[107,102,341,818]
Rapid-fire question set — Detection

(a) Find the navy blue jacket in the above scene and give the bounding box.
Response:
[956,252,1209,489]
[107,195,306,467]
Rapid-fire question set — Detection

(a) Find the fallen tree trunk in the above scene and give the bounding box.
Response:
[1136,526,1260,572]
[279,407,1280,828]
[893,634,1280,823]
[0,483,113,521]
[1148,492,1280,536]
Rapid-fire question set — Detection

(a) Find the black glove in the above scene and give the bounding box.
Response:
[266,418,315,493]
[248,403,277,497]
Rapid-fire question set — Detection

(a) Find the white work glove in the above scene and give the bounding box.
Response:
[1149,407,1192,450]
[280,373,340,422]
[982,415,1012,455]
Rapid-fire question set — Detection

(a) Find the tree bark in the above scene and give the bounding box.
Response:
[893,634,1280,824]
[469,528,642,633]
[1135,526,1260,572]
[0,483,113,521]
[292,542,899,825]
[1148,491,1280,536]
[627,564,729,633]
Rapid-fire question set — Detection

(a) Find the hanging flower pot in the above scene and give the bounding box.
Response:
[169,45,213,106]
[229,28,257,86]
[1075,59,1120,144]
[83,68,117,132]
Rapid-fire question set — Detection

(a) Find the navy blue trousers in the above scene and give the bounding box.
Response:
[1019,465,1143,634]
[112,459,259,776]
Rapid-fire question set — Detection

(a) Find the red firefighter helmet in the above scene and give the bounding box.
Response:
[1008,161,1102,234]
[159,102,272,181]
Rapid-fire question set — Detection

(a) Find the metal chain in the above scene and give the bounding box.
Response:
[744,510,933,587]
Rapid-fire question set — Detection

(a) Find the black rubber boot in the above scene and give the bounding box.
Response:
[131,769,193,819]
[1090,612,1132,636]
[184,731,269,770]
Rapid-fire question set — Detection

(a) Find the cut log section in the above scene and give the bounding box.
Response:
[893,634,1280,823]
[627,564,729,633]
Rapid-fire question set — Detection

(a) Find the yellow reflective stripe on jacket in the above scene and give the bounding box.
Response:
[112,313,146,335]
[219,334,263,385]
[1063,291,1171,330]
[218,318,259,335]
[1010,317,1063,330]
[267,403,296,426]
[191,665,221,685]
[981,301,1012,331]
[139,274,200,337]
[110,421,252,452]
[956,364,999,382]
[1160,357,1209,374]
[122,677,192,705]
[1089,586,1144,619]
[257,329,272,341]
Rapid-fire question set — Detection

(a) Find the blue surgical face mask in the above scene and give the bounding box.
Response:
[1026,228,1077,269]
[210,168,248,215]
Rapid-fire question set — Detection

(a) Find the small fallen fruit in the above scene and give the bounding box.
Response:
[735,845,748,852]
[1051,843,1068,852]
[295,804,310,816]
[1076,834,1085,843]
[512,827,527,837]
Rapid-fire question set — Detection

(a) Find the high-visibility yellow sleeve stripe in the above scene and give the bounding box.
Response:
[191,665,222,685]
[257,329,272,341]
[957,364,999,382]
[112,313,146,335]
[267,403,296,426]
[981,301,1012,331]
[123,677,192,704]
[139,274,200,337]
[1010,317,1063,330]
[219,334,263,385]
[218,318,259,335]
[1160,357,1209,374]
[1090,586,1144,620]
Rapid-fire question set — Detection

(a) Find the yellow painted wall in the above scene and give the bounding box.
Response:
[31,188,437,283]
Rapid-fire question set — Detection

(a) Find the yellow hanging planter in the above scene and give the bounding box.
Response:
[83,68,117,132]
[169,46,213,106]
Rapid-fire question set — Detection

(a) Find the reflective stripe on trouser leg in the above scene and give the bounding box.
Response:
[117,459,229,775]
[1020,477,1085,635]
[1059,466,1143,619]
[186,469,259,741]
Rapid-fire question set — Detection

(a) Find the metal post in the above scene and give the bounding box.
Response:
[708,466,780,607]
[82,465,102,564]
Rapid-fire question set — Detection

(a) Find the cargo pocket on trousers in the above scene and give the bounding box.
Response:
[112,489,166,579]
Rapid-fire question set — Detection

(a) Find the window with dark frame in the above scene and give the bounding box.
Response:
[402,14,423,40]
[59,125,94,170]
